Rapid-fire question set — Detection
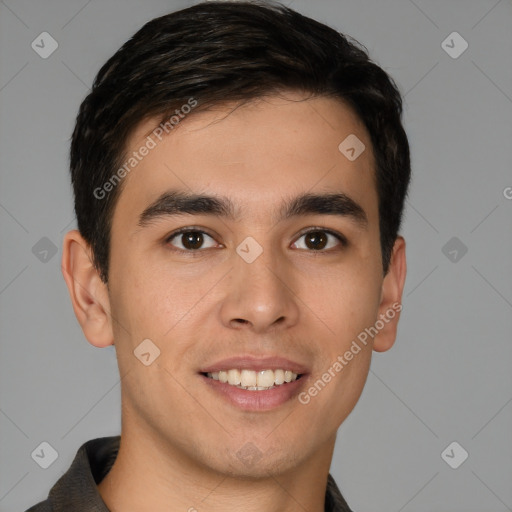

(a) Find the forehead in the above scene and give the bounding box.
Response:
[112,93,377,229]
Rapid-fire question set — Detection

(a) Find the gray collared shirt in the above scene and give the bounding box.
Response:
[25,436,354,512]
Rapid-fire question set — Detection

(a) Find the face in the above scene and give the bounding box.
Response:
[66,92,406,479]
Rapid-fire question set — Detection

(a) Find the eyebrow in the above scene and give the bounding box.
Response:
[138,189,368,228]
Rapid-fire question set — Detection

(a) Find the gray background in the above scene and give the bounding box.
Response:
[1,0,511,511]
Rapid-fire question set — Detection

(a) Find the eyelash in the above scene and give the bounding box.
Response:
[164,226,348,255]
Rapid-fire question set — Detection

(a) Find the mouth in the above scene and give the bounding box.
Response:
[198,359,309,411]
[200,369,304,391]
[198,355,310,411]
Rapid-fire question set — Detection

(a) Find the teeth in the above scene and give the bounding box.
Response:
[206,369,299,390]
[257,369,274,387]
[274,369,285,385]
[241,369,256,387]
[227,369,241,386]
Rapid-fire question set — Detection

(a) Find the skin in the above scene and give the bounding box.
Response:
[62,92,406,512]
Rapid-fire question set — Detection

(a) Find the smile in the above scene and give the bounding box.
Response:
[204,369,301,390]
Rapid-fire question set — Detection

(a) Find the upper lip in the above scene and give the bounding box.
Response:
[199,355,309,374]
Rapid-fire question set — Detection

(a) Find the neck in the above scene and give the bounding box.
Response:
[97,418,335,512]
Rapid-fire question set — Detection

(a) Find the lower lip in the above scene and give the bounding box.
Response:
[200,373,308,411]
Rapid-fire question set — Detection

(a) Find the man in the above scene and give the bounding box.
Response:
[27,1,410,510]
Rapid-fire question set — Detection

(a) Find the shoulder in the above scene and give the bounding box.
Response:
[23,435,119,512]
[326,473,355,512]
[24,498,53,511]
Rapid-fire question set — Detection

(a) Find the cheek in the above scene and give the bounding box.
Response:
[304,264,382,343]
[299,262,380,411]
[296,341,372,444]
[110,261,219,364]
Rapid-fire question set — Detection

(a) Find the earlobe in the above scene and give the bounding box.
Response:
[372,236,407,353]
[61,229,114,348]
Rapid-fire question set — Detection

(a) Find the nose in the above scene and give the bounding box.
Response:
[219,245,300,334]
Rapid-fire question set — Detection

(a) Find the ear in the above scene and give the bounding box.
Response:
[61,229,114,348]
[372,236,407,353]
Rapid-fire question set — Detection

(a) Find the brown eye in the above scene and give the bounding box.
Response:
[292,229,346,251]
[181,231,204,250]
[167,230,217,251]
[304,231,328,250]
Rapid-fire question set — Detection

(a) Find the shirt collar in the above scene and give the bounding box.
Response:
[39,436,352,512]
